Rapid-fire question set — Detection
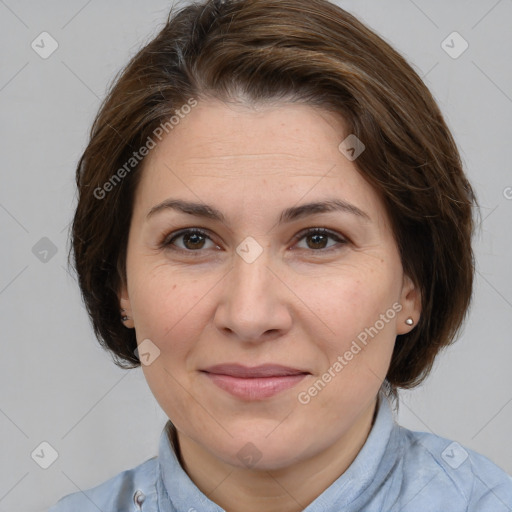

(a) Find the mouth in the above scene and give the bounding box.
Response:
[200,364,310,401]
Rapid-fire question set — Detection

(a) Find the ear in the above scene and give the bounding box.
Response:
[396,274,421,335]
[118,281,135,329]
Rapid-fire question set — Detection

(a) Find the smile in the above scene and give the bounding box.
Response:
[200,364,310,401]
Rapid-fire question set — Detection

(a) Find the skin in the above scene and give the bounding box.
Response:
[118,98,421,512]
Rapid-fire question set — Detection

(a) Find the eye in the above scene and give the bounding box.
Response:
[293,228,347,252]
[161,227,347,255]
[162,228,219,252]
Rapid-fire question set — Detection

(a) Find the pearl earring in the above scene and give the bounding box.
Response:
[405,318,414,326]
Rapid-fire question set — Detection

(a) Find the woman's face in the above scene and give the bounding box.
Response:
[119,99,420,470]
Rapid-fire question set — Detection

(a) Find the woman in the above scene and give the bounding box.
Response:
[50,0,512,510]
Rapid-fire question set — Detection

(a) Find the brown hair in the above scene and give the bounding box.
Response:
[70,0,476,395]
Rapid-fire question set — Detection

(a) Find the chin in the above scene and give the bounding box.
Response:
[199,422,318,471]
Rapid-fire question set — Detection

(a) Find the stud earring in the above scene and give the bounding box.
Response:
[405,317,414,326]
[121,309,130,322]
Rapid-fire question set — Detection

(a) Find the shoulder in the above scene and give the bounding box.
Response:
[48,456,158,512]
[396,424,512,511]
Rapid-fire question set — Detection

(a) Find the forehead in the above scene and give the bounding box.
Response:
[145,99,347,172]
[134,99,383,220]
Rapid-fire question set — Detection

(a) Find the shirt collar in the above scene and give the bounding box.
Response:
[156,390,401,511]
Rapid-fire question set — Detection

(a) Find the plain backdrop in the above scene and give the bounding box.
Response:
[0,1,511,510]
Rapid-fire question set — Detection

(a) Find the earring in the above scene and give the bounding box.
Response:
[121,309,130,322]
[405,317,414,326]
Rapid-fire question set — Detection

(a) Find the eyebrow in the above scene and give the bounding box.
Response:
[146,198,371,224]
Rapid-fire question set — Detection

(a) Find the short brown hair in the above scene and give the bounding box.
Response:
[70,0,476,394]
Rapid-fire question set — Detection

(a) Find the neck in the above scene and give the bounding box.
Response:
[172,396,378,512]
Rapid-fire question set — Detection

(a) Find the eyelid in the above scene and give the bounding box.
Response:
[161,226,348,254]
[291,227,348,252]
[292,227,347,243]
[161,227,216,249]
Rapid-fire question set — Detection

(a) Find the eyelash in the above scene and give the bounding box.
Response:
[160,227,347,255]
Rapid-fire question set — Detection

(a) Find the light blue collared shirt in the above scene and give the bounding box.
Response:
[49,392,512,511]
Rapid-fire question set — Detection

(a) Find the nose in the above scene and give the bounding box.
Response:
[213,243,293,343]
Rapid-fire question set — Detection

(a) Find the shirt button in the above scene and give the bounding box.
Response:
[133,490,146,510]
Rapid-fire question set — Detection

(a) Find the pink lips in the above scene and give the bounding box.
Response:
[201,364,309,400]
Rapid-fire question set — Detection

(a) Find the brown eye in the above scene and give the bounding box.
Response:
[180,232,207,250]
[164,229,217,252]
[294,228,346,252]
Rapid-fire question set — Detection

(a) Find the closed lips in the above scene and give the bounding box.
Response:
[201,364,310,400]
[201,364,310,378]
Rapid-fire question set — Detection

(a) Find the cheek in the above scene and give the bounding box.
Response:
[297,294,398,425]
[133,268,213,430]
[131,265,212,344]
[293,263,400,402]
[296,266,399,345]
[141,360,204,436]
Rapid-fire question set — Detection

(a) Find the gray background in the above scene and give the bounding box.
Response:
[0,0,511,510]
